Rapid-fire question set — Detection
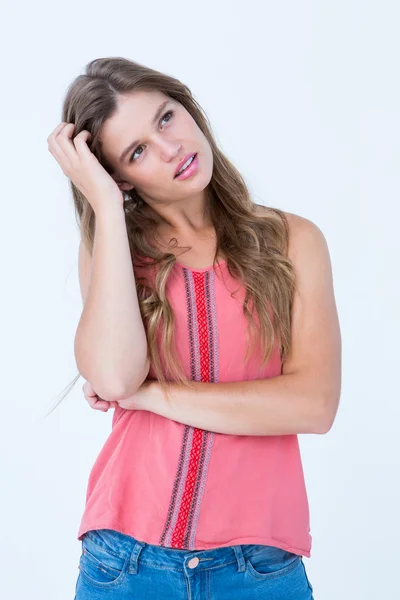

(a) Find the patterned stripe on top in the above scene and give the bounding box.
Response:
[160,269,219,549]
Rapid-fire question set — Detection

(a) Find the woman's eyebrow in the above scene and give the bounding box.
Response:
[119,99,170,163]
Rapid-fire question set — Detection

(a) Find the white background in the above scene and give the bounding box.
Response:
[1,1,399,598]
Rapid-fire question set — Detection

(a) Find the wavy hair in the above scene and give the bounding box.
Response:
[45,56,296,416]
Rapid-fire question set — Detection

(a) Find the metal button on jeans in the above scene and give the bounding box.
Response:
[188,557,200,568]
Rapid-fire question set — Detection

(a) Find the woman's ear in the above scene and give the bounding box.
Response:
[116,181,135,192]
[110,169,135,192]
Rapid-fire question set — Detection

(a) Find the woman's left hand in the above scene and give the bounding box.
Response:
[82,380,155,412]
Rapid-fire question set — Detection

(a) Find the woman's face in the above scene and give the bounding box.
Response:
[100,90,214,205]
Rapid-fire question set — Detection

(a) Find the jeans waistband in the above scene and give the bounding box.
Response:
[83,529,257,575]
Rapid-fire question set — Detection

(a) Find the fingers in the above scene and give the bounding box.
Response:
[82,380,96,397]
[47,123,72,171]
[52,123,80,171]
[82,381,118,412]
[73,129,92,145]
[92,398,112,412]
[85,393,112,412]
[46,121,68,143]
[47,121,93,177]
[72,129,92,155]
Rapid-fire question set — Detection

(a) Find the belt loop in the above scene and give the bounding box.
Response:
[127,539,146,575]
[232,545,246,573]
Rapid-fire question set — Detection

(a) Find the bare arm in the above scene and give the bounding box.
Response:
[140,375,322,435]
[74,206,150,402]
[130,213,341,436]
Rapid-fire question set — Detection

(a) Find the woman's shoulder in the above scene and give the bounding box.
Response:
[254,204,325,261]
[254,203,309,229]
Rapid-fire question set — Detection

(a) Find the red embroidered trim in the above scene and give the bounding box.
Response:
[171,272,210,547]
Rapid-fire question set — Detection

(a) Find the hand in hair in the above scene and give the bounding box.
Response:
[47,122,124,213]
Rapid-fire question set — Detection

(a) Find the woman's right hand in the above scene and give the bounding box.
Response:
[47,122,124,213]
[82,380,119,413]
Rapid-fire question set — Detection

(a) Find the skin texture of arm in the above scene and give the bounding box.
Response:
[75,207,150,402]
[114,213,342,436]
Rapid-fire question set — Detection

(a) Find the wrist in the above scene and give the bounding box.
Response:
[94,204,125,221]
[94,207,127,232]
[144,380,163,412]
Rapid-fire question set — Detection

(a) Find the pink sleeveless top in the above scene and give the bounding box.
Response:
[77,258,312,557]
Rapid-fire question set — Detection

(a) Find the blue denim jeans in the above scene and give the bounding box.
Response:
[74,529,314,599]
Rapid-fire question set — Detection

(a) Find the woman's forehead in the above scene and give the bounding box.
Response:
[100,90,172,163]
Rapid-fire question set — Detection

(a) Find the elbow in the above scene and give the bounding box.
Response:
[313,393,339,434]
[74,332,151,400]
[105,358,151,401]
[313,418,333,435]
[110,360,151,401]
[76,357,151,403]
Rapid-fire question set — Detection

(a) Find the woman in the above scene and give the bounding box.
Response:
[47,56,341,599]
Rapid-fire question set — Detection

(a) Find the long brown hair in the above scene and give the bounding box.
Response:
[45,56,296,416]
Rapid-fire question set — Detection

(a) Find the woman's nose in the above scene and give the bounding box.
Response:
[159,140,182,161]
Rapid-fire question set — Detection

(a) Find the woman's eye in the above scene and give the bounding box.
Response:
[160,110,173,126]
[129,110,174,162]
[130,145,144,162]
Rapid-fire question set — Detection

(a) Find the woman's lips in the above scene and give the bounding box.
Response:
[174,153,199,180]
